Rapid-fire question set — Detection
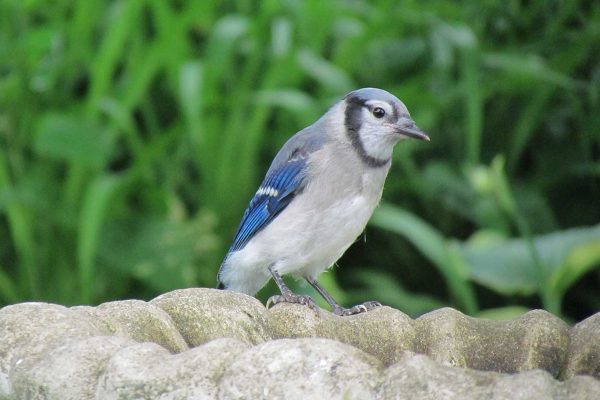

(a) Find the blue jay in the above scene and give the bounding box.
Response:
[217,88,429,316]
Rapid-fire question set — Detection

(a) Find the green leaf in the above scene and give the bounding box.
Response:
[34,113,114,169]
[370,203,478,314]
[0,265,20,303]
[98,213,219,293]
[297,49,354,92]
[78,175,125,303]
[476,306,531,320]
[462,225,600,297]
[548,239,600,303]
[178,61,204,137]
[483,52,580,89]
[371,203,448,268]
[255,89,317,115]
[0,152,38,297]
[86,0,145,109]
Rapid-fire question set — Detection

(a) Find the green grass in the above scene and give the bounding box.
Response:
[0,0,598,320]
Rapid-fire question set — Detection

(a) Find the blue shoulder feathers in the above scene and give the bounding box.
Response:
[226,127,326,253]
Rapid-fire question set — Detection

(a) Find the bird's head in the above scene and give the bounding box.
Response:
[341,88,429,166]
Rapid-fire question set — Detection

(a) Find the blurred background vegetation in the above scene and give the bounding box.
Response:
[1,0,599,322]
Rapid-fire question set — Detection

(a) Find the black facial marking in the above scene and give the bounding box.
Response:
[391,102,399,121]
[344,95,365,134]
[344,95,391,168]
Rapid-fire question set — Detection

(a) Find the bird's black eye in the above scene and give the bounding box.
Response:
[372,107,386,119]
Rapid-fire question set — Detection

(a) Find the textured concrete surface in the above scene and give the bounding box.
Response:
[563,312,600,380]
[97,338,249,400]
[415,307,569,376]
[0,288,598,399]
[268,303,416,366]
[73,300,188,353]
[10,336,136,400]
[150,288,271,347]
[219,338,382,400]
[379,351,600,400]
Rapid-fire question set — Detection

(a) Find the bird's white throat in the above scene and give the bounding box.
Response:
[359,125,399,161]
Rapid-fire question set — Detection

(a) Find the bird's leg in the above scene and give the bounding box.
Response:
[305,276,382,316]
[305,276,343,311]
[266,265,318,312]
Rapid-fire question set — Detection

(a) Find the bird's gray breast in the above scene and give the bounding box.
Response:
[275,143,390,276]
[305,140,390,205]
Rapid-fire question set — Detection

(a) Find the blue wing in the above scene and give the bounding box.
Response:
[227,154,308,253]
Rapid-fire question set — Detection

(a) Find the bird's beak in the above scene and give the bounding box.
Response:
[394,119,430,141]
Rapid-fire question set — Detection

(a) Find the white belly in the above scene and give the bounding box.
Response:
[266,191,377,276]
[220,159,389,295]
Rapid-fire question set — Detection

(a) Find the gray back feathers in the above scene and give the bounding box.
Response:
[265,125,327,177]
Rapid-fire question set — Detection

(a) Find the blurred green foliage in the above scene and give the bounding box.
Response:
[0,0,598,320]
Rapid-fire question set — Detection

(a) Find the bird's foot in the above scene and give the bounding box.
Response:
[332,301,382,316]
[266,292,319,312]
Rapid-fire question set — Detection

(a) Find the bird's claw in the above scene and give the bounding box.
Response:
[333,300,382,316]
[267,292,319,312]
